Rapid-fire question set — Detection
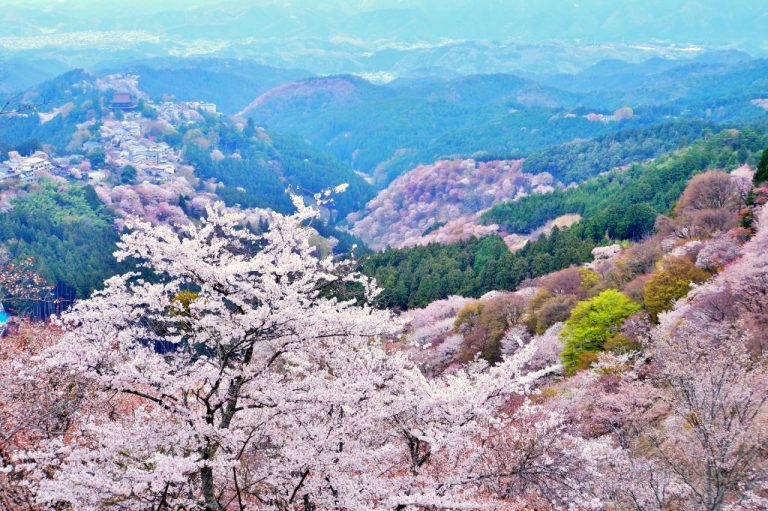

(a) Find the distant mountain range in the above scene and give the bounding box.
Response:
[102,59,313,114]
[4,52,767,183]
[1,1,766,82]
[1,50,766,253]
[3,1,766,49]
[230,53,768,185]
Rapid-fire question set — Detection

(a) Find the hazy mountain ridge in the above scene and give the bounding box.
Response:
[109,58,314,114]
[3,1,766,49]
[3,4,768,509]
[233,56,768,185]
[237,71,612,184]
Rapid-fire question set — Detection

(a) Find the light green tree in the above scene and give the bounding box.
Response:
[560,289,641,374]
[643,256,709,321]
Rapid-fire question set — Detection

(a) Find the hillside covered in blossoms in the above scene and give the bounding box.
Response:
[1,1,768,510]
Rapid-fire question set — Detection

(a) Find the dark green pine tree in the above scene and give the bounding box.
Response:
[755,147,768,185]
[244,117,257,138]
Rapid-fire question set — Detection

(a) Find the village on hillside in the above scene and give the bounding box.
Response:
[0,74,217,188]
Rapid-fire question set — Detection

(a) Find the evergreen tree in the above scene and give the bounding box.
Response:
[755,146,768,185]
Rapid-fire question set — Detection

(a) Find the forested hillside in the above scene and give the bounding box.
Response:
[364,128,766,309]
[114,59,314,114]
[238,59,768,185]
[483,127,766,233]
[348,158,535,249]
[0,70,104,151]
[0,61,766,316]
[520,119,715,184]
[239,73,630,184]
[0,183,122,299]
[181,118,374,218]
[2,4,768,505]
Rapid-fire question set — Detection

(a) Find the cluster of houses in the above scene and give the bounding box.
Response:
[0,149,108,185]
[89,90,220,184]
[1,79,219,187]
[98,116,179,183]
[0,151,54,183]
[99,91,219,184]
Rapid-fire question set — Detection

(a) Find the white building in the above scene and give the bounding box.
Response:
[184,101,217,114]
[0,151,52,182]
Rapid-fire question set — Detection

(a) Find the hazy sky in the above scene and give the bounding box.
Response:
[0,1,766,51]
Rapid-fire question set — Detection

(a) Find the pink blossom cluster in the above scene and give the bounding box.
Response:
[349,158,557,249]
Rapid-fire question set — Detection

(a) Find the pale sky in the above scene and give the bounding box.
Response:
[0,0,765,50]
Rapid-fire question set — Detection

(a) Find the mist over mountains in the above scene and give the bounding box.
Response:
[3,0,766,47]
[0,0,766,84]
[2,2,768,509]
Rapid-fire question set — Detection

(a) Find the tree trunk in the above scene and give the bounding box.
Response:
[201,465,223,511]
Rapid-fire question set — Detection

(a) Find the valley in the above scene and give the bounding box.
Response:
[1,3,768,508]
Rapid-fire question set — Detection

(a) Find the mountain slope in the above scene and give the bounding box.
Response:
[349,158,550,249]
[238,73,619,185]
[362,128,766,310]
[109,58,314,114]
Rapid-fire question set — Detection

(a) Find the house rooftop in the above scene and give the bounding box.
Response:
[110,93,137,109]
[112,93,133,102]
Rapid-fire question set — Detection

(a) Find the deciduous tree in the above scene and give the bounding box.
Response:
[19,195,583,510]
[560,289,641,374]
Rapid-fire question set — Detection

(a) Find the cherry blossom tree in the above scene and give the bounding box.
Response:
[695,233,743,271]
[24,195,405,510]
[676,171,740,213]
[0,256,55,316]
[648,321,768,511]
[18,194,587,510]
[0,323,89,510]
[376,338,580,510]
[444,400,617,510]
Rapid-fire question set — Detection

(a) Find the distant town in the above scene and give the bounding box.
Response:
[0,74,218,188]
